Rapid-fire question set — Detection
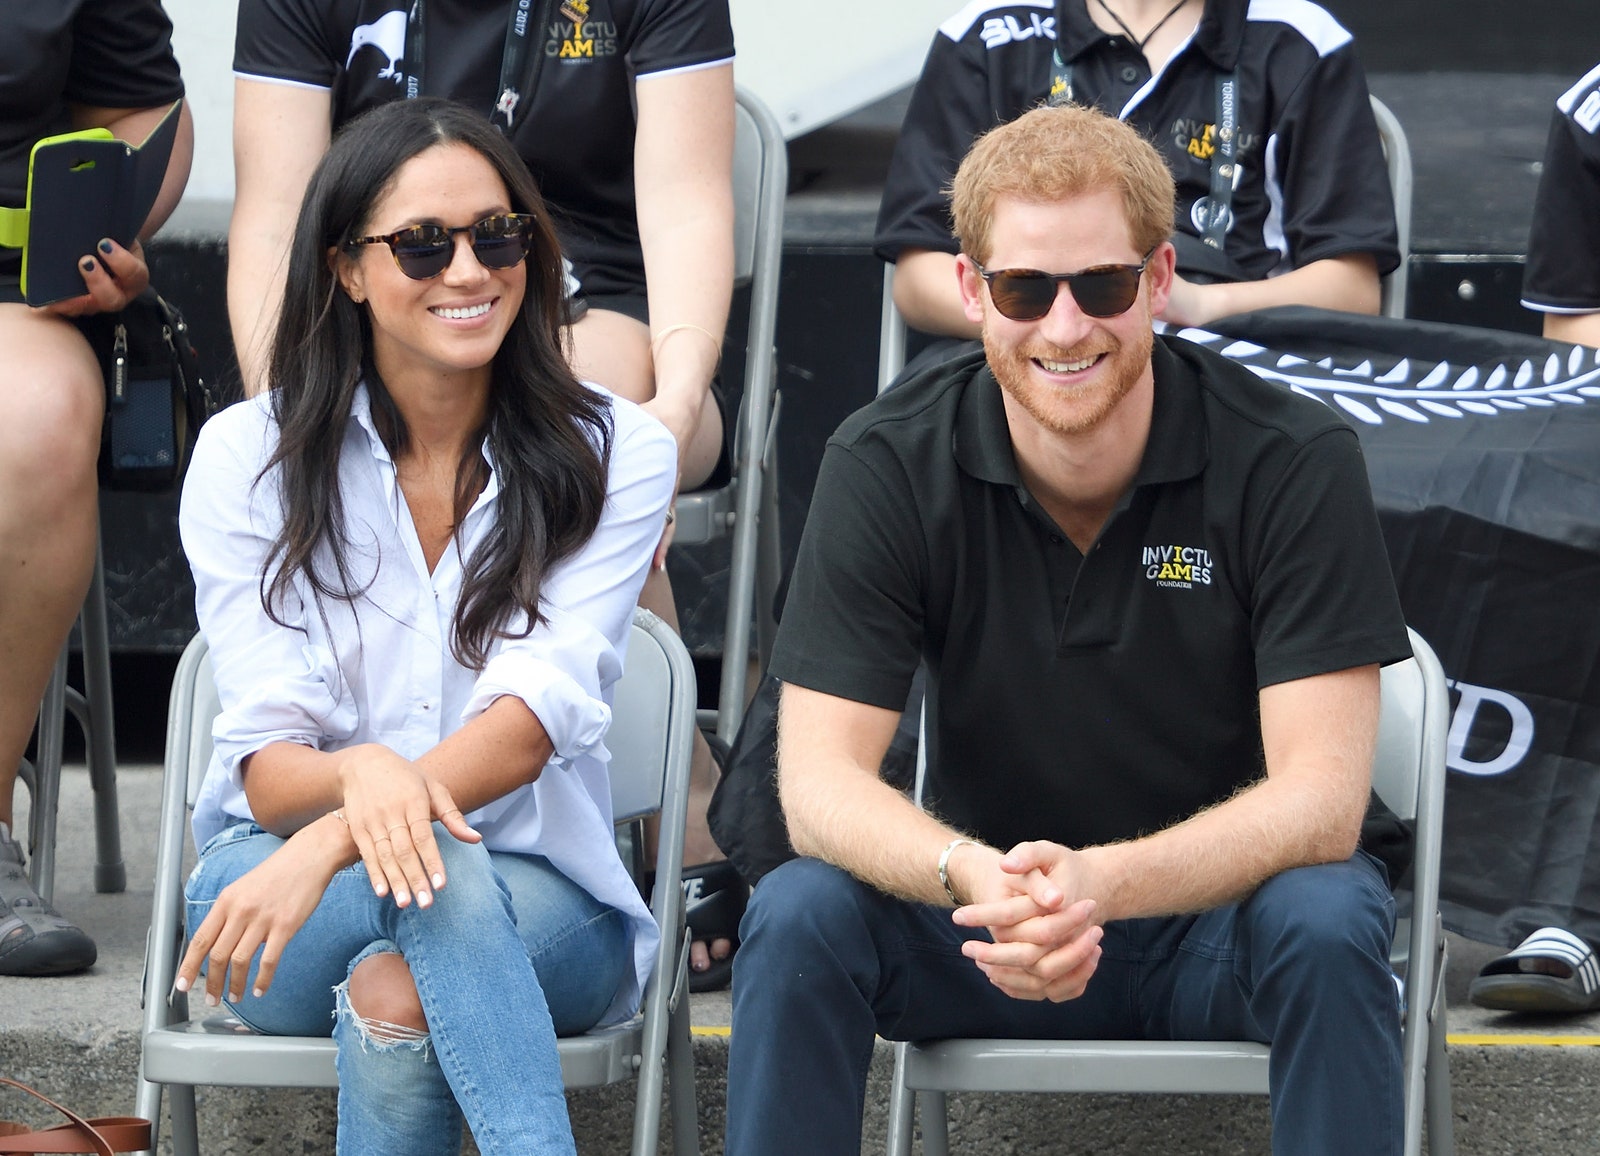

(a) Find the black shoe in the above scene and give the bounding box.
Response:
[0,825,96,976]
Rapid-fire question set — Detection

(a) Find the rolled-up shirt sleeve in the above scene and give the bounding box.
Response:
[461,394,677,754]
[179,399,356,788]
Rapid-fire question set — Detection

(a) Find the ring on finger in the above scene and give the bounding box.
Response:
[387,824,408,838]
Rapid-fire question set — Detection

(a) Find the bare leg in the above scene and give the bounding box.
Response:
[569,309,735,978]
[0,305,103,976]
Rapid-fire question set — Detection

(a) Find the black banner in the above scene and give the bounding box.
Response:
[1196,307,1600,948]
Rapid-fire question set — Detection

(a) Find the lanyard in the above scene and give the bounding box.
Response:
[1047,50,1237,251]
[402,0,547,132]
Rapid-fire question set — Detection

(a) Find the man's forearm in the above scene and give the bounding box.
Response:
[1162,253,1381,327]
[1544,312,1600,349]
[778,683,986,905]
[1080,772,1366,924]
[893,249,982,340]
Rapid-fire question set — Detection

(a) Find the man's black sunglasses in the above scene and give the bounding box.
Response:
[973,249,1157,321]
[347,213,537,281]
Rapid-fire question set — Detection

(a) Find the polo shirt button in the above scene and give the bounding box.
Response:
[1120,65,1139,83]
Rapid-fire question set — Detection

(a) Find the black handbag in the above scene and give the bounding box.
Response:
[77,287,214,491]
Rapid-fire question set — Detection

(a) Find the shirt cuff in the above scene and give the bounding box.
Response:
[464,652,613,759]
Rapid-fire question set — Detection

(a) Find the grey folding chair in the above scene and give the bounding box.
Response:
[17,536,127,900]
[672,85,787,743]
[876,94,1415,390]
[885,628,1455,1156]
[135,608,701,1156]
[1370,94,1413,320]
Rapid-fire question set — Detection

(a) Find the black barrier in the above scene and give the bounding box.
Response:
[1195,306,1600,949]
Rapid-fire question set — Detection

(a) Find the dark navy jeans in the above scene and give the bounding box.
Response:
[726,852,1400,1155]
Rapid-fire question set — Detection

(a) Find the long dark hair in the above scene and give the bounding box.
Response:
[260,97,612,670]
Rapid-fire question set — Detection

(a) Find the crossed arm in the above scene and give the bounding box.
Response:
[174,694,549,1006]
[777,663,1379,1002]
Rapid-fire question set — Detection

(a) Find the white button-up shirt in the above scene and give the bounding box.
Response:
[179,382,677,1025]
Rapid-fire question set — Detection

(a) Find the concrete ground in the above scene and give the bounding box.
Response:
[6,766,1600,1153]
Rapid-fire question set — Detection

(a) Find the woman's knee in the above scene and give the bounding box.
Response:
[344,950,427,1036]
[0,307,103,480]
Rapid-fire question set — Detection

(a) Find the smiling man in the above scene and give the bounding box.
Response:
[724,105,1412,1156]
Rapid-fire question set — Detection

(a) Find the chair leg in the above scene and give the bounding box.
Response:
[77,541,125,893]
[133,1079,162,1156]
[921,1089,950,1156]
[25,645,68,903]
[666,973,700,1156]
[1426,938,1455,1156]
[167,1084,200,1156]
[754,388,783,671]
[885,1042,915,1156]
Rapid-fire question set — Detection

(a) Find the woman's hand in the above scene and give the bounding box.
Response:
[46,237,151,318]
[335,743,480,908]
[175,817,345,1005]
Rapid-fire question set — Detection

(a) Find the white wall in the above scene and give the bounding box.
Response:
[163,0,955,206]
[166,0,239,202]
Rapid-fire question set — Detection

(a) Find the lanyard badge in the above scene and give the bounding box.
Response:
[403,0,548,133]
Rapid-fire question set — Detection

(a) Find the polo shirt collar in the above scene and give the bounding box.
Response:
[1134,336,1209,485]
[951,338,1208,490]
[953,362,1024,487]
[1054,0,1246,72]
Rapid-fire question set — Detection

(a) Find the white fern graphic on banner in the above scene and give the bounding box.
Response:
[1181,328,1600,425]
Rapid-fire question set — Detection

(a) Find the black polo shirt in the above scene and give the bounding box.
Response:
[771,337,1410,853]
[0,0,184,285]
[1522,62,1600,316]
[875,0,1398,284]
[234,0,735,299]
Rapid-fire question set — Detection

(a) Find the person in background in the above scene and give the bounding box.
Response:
[1467,61,1600,1017]
[1520,60,1600,349]
[877,0,1398,339]
[0,0,193,978]
[225,0,742,989]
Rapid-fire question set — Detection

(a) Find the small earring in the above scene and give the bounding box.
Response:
[350,291,364,304]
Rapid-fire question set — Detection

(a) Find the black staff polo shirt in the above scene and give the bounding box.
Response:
[875,0,1398,284]
[1523,62,1600,316]
[771,337,1410,853]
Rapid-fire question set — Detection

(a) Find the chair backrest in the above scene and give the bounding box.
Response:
[1372,627,1440,825]
[1370,94,1413,320]
[887,627,1454,1156]
[676,86,788,741]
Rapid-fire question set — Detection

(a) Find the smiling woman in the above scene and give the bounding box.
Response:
[175,98,676,1156]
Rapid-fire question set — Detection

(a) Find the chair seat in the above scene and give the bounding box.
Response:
[671,486,734,543]
[143,1014,647,1090]
[901,1038,1270,1096]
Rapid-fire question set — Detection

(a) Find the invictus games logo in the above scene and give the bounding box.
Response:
[1143,544,1213,588]
[547,1,618,60]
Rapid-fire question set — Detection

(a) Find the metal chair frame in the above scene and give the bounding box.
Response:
[135,609,701,1156]
[18,537,126,900]
[672,86,788,743]
[884,628,1455,1156]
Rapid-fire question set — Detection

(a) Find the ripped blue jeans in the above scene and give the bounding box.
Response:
[185,822,630,1156]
